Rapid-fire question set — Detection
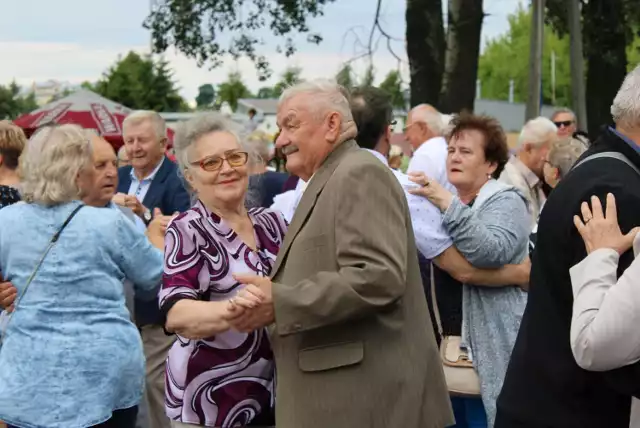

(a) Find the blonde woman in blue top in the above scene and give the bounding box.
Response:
[0,125,164,428]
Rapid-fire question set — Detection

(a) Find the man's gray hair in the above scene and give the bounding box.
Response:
[548,137,588,178]
[410,105,448,136]
[550,108,576,122]
[123,110,167,141]
[279,79,354,130]
[173,112,248,178]
[517,116,558,149]
[612,65,640,129]
[20,124,93,205]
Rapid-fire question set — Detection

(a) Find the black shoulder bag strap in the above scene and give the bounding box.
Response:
[0,204,84,347]
[572,151,640,176]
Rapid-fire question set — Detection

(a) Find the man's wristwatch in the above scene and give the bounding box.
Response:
[142,208,152,226]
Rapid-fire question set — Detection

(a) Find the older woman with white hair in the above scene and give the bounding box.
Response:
[159,113,287,427]
[0,125,165,428]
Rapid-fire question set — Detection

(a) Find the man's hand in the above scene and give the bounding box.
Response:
[112,193,146,217]
[0,280,17,313]
[224,275,275,332]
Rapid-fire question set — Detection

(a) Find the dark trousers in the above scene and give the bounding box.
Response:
[93,406,138,428]
[8,407,138,428]
[248,406,275,427]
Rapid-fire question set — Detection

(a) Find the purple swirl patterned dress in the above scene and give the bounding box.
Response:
[159,200,287,427]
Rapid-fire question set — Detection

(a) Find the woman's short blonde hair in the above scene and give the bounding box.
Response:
[0,121,27,170]
[19,124,93,205]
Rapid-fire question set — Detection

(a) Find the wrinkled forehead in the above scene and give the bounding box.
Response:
[277,95,314,125]
[554,112,575,122]
[91,137,116,161]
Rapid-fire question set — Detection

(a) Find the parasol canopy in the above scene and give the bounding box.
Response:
[13,89,174,150]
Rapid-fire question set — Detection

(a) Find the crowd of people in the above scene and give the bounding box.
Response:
[0,65,640,428]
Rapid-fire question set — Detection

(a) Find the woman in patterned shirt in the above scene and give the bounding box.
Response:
[0,121,26,210]
[160,113,287,428]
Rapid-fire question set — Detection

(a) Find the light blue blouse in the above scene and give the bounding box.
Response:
[0,200,163,428]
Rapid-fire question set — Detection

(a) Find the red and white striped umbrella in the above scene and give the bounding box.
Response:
[13,89,174,151]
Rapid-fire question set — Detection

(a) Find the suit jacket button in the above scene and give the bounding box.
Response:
[292,322,302,331]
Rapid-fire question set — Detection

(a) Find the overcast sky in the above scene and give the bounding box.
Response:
[0,0,524,102]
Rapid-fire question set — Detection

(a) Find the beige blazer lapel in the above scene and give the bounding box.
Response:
[271,140,358,277]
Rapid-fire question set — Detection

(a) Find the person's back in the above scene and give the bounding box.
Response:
[248,170,289,208]
[496,128,640,428]
[0,202,162,428]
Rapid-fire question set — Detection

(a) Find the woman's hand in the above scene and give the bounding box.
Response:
[146,208,178,249]
[573,193,639,255]
[407,171,454,211]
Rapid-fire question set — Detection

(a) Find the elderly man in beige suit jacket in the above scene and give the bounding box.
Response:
[226,79,453,428]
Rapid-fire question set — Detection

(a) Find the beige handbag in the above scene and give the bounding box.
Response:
[430,263,481,397]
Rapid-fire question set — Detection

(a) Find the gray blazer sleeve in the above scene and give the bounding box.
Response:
[442,190,529,268]
[570,244,640,371]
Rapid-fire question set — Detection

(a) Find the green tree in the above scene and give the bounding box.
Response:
[379,70,406,109]
[272,66,303,98]
[256,87,276,99]
[477,6,571,106]
[93,51,190,111]
[546,0,640,136]
[216,71,253,111]
[361,65,375,87]
[145,0,334,80]
[336,64,355,90]
[195,84,216,109]
[0,82,38,120]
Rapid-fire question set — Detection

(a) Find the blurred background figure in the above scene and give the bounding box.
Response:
[388,144,404,171]
[543,137,589,190]
[245,107,259,133]
[246,130,289,208]
[550,108,578,139]
[0,122,26,209]
[118,145,131,168]
[500,117,557,231]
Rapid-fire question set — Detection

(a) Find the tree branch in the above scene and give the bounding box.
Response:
[341,0,406,75]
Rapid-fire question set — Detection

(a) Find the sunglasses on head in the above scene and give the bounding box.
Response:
[190,151,249,171]
[553,120,574,128]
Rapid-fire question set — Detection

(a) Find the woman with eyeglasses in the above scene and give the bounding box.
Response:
[160,113,287,428]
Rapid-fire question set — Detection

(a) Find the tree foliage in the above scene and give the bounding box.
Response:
[335,64,355,90]
[145,0,335,80]
[477,6,572,106]
[379,70,406,109]
[216,71,253,111]
[195,84,216,109]
[272,66,304,98]
[0,82,38,120]
[361,65,375,87]
[545,0,640,136]
[93,51,190,112]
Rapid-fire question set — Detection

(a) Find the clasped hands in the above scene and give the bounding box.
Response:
[223,274,275,333]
